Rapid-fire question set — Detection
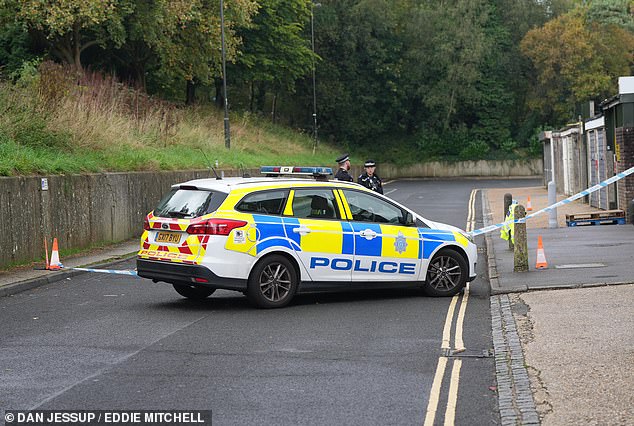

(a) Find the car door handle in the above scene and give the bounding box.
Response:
[359,229,377,240]
[293,226,312,235]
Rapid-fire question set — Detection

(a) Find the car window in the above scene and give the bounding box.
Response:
[236,189,288,215]
[342,189,406,224]
[154,188,227,218]
[290,189,340,220]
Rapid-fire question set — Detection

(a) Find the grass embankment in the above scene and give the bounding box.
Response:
[0,65,341,176]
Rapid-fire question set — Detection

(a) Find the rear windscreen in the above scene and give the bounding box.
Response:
[153,188,227,218]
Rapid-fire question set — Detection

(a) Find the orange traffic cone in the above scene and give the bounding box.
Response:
[526,195,533,211]
[48,238,63,270]
[535,235,548,269]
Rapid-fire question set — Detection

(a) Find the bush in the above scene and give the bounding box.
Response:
[500,138,518,153]
[459,140,490,160]
[11,57,41,88]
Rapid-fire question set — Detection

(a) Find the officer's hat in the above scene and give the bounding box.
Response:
[336,153,350,164]
[364,160,376,168]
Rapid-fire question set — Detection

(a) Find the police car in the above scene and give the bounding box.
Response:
[136,167,477,308]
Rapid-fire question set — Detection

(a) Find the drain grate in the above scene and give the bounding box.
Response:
[442,348,493,358]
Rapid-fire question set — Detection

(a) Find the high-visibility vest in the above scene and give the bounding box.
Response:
[500,203,516,243]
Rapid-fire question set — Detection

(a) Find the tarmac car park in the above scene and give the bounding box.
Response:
[136,167,478,308]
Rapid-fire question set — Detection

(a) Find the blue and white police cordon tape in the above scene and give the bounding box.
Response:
[68,267,139,277]
[54,165,634,277]
[470,165,634,237]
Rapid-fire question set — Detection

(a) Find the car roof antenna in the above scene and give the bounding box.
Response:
[199,149,222,180]
[239,162,251,178]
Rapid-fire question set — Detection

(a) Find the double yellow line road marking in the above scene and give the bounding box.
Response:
[424,189,477,426]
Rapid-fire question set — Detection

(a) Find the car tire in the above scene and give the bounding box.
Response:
[172,284,216,300]
[247,255,298,308]
[422,248,468,297]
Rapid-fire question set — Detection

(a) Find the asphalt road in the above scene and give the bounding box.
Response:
[0,178,540,425]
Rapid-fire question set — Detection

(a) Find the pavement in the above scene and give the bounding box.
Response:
[483,185,634,425]
[484,186,634,294]
[0,239,140,297]
[1,184,633,425]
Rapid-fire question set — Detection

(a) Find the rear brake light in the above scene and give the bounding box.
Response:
[186,218,248,235]
[143,216,150,231]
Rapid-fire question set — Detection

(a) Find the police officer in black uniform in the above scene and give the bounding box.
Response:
[334,153,354,182]
[358,159,383,194]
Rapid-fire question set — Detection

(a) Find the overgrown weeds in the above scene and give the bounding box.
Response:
[0,61,339,176]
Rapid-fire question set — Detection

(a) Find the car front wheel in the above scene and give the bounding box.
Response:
[423,248,468,297]
[172,284,216,300]
[247,255,298,308]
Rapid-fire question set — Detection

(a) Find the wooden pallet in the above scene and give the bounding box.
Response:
[566,210,626,227]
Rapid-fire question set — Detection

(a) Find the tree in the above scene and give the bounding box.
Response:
[300,0,413,145]
[0,18,36,77]
[145,0,257,104]
[521,5,634,124]
[418,0,491,131]
[230,0,314,115]
[3,0,133,70]
[587,0,634,31]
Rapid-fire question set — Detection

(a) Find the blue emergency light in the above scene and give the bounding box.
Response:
[260,166,333,178]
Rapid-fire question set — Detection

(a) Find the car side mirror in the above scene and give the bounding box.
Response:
[403,212,415,226]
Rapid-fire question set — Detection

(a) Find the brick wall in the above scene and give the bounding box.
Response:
[615,127,634,223]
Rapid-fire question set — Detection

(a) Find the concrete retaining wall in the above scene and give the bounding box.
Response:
[0,171,210,268]
[376,159,542,179]
[0,159,541,269]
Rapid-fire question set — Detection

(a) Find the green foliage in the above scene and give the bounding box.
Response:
[0,20,36,77]
[10,57,41,86]
[0,0,628,168]
[0,77,341,176]
[5,0,134,69]
[231,0,313,93]
[528,133,543,157]
[460,140,490,160]
[586,0,634,31]
[500,138,518,154]
[521,3,634,125]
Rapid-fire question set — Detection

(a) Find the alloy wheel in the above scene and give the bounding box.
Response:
[427,255,462,291]
[259,262,292,302]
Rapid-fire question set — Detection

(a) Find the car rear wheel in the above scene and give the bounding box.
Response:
[172,284,216,300]
[423,248,467,297]
[247,255,298,308]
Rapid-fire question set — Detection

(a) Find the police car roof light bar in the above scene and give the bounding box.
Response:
[260,166,333,180]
